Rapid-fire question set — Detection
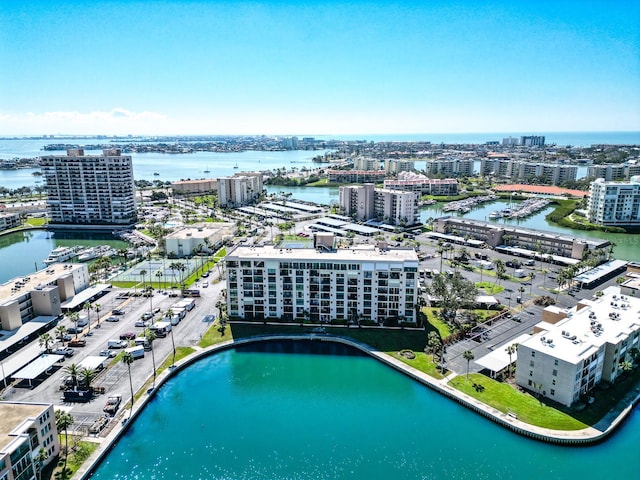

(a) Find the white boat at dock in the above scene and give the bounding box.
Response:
[76,245,116,262]
[43,246,82,265]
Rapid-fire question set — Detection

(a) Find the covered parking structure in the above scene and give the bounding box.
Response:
[574,259,628,289]
[475,334,532,379]
[61,284,111,311]
[11,353,63,386]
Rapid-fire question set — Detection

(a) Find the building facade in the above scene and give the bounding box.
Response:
[171,179,217,194]
[0,402,59,480]
[520,135,545,147]
[0,213,21,232]
[588,178,640,227]
[225,244,419,324]
[353,158,380,171]
[433,217,609,259]
[41,149,137,228]
[384,159,415,175]
[328,170,387,184]
[479,157,576,185]
[216,174,263,207]
[164,223,234,258]
[424,158,474,177]
[515,287,640,407]
[339,184,418,225]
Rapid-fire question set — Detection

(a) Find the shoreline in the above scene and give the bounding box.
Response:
[75,334,640,479]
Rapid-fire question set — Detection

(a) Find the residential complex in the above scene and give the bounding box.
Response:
[328,170,387,184]
[164,223,235,258]
[171,178,217,194]
[384,159,415,175]
[339,183,419,225]
[433,217,610,259]
[515,286,640,407]
[0,402,59,480]
[352,157,380,171]
[479,157,577,185]
[384,173,459,196]
[225,241,419,324]
[40,149,137,228]
[587,178,640,227]
[0,263,90,330]
[216,174,263,207]
[520,135,546,147]
[424,158,474,177]
[0,213,20,232]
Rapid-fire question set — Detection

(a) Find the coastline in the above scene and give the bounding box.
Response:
[76,334,640,479]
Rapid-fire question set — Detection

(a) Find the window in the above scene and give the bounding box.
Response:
[550,389,555,396]
[529,360,534,367]
[552,369,558,376]
[552,379,556,386]
[554,359,558,366]
[531,351,535,357]
[529,371,533,376]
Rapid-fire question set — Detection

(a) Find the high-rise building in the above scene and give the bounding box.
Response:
[588,178,640,227]
[520,135,545,147]
[424,158,474,177]
[384,159,415,175]
[339,184,418,225]
[216,174,263,207]
[41,149,137,228]
[353,157,380,171]
[225,243,419,324]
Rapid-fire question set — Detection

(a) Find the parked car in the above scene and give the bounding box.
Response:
[66,326,82,334]
[201,272,209,278]
[106,316,120,322]
[152,307,161,315]
[135,320,151,328]
[141,312,153,320]
[68,339,86,347]
[120,332,136,340]
[99,349,116,357]
[103,395,122,415]
[112,309,125,315]
[53,347,75,357]
[201,282,209,288]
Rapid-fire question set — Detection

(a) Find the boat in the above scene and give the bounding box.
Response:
[76,245,114,262]
[489,211,502,219]
[233,162,239,169]
[43,246,81,265]
[204,166,211,173]
[153,172,160,176]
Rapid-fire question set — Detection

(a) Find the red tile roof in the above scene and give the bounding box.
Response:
[494,184,588,197]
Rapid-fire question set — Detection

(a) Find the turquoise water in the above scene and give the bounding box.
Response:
[88,341,639,480]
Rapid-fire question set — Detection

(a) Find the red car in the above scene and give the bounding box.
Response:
[119,332,136,340]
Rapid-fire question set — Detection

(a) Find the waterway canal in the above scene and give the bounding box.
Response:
[87,340,639,480]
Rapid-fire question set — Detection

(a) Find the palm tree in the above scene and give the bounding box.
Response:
[144,328,158,388]
[165,309,177,366]
[505,343,518,379]
[79,367,96,391]
[83,301,93,333]
[34,447,49,480]
[121,351,135,419]
[93,302,101,331]
[118,248,128,266]
[494,260,505,286]
[463,350,474,380]
[425,331,442,366]
[139,269,147,292]
[63,363,80,388]
[69,312,80,339]
[55,325,67,343]
[540,269,549,288]
[39,333,54,353]
[55,410,74,471]
[155,270,164,291]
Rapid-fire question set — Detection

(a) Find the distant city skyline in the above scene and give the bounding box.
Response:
[1,1,639,136]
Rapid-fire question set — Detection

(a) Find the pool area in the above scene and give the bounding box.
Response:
[85,339,640,480]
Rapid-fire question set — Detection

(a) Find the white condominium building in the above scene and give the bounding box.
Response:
[41,149,137,227]
[0,402,59,480]
[588,178,640,227]
[424,158,474,177]
[339,184,418,225]
[478,157,576,185]
[353,157,380,171]
[225,244,419,324]
[217,174,263,207]
[384,159,415,175]
[515,286,640,407]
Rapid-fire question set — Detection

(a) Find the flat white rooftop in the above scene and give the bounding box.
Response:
[228,245,419,263]
[0,263,82,301]
[521,286,640,364]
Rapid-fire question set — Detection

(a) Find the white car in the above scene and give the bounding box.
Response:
[53,347,75,357]
[135,320,151,328]
[99,349,116,358]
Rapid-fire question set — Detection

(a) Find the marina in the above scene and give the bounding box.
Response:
[442,194,498,213]
[42,245,82,265]
[489,198,551,220]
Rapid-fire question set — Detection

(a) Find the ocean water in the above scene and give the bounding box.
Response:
[87,340,640,480]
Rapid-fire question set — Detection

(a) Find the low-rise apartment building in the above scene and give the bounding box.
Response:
[515,287,640,407]
[353,157,380,171]
[225,242,419,324]
[0,213,21,232]
[328,170,387,184]
[164,223,235,258]
[479,157,577,185]
[433,217,609,259]
[384,159,415,175]
[171,179,218,194]
[0,402,59,480]
[384,171,458,196]
[587,178,640,227]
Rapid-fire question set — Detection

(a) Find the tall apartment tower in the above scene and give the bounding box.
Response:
[588,178,640,226]
[217,174,263,207]
[339,184,418,225]
[41,149,137,228]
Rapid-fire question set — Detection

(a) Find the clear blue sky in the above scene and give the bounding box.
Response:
[1,0,639,135]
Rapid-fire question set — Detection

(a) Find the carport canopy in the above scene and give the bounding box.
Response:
[475,334,532,378]
[12,354,64,385]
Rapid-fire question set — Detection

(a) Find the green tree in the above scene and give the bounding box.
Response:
[494,259,506,285]
[426,272,478,327]
[63,363,81,388]
[39,333,54,353]
[55,410,74,470]
[505,343,518,379]
[83,301,93,334]
[463,350,475,379]
[69,312,80,339]
[55,325,68,343]
[139,269,147,291]
[34,447,49,480]
[121,351,135,419]
[144,328,158,388]
[79,367,96,390]
[164,309,177,366]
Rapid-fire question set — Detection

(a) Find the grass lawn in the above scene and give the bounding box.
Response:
[476,281,504,295]
[25,217,48,227]
[51,437,98,480]
[198,322,233,348]
[422,307,452,339]
[449,373,588,430]
[389,351,446,379]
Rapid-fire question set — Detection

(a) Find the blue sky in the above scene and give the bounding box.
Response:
[1,0,639,135]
